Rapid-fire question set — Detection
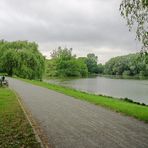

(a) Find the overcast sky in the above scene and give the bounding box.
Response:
[0,0,141,63]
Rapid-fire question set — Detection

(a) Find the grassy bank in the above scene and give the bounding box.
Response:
[17,78,148,122]
[0,87,41,147]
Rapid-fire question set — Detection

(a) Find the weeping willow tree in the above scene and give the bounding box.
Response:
[120,0,148,50]
[0,40,45,79]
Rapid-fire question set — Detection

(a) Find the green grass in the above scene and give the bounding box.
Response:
[0,87,41,148]
[17,78,148,122]
[0,73,7,76]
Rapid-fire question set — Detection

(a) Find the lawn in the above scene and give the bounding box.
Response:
[19,78,148,122]
[0,87,41,148]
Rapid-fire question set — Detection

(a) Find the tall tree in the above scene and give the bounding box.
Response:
[48,47,85,77]
[1,49,19,76]
[86,53,99,74]
[0,40,45,79]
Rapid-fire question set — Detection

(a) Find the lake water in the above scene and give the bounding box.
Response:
[46,76,148,105]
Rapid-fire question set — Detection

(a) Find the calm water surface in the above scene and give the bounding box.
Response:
[46,76,148,104]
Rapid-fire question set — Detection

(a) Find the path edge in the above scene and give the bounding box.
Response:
[10,88,51,148]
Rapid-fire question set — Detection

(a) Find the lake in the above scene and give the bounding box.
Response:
[46,76,148,105]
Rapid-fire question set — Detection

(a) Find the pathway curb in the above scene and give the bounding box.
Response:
[10,88,51,148]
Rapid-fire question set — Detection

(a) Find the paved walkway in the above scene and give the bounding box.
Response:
[8,78,148,148]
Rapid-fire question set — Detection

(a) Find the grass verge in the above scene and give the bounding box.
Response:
[17,78,148,122]
[0,87,41,148]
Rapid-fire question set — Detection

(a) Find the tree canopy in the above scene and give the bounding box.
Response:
[0,40,45,79]
[104,53,148,77]
[120,0,148,49]
[85,53,99,74]
[46,47,102,78]
[46,47,87,77]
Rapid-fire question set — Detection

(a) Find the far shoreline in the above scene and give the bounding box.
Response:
[44,74,148,81]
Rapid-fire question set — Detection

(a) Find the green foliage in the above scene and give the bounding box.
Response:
[86,53,99,74]
[46,59,57,77]
[56,59,81,77]
[47,47,81,77]
[1,49,19,76]
[46,48,102,78]
[120,0,148,49]
[0,40,45,79]
[104,53,148,77]
[46,48,84,77]
[97,64,104,74]
[77,58,88,77]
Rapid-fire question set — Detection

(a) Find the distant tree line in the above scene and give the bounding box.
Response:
[46,48,148,78]
[0,40,45,79]
[104,53,148,77]
[46,47,104,77]
[1,40,147,79]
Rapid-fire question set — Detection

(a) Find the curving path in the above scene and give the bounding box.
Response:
[8,78,148,148]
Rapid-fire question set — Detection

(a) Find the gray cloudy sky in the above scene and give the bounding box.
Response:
[0,0,141,63]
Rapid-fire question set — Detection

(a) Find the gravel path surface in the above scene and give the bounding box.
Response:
[8,78,148,148]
